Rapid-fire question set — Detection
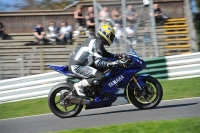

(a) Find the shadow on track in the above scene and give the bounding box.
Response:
[77,102,198,117]
[157,102,198,109]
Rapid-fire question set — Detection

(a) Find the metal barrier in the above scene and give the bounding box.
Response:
[139,52,200,79]
[0,72,66,104]
[0,53,200,104]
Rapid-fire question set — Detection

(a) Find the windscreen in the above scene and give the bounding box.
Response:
[127,49,142,60]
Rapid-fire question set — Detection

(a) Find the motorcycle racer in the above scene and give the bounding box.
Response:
[69,24,124,96]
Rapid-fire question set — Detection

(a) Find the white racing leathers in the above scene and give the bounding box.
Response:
[69,35,115,85]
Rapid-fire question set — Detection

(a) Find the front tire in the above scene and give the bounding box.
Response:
[128,76,163,109]
[48,83,83,118]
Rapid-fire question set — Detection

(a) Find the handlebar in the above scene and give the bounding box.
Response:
[118,55,132,68]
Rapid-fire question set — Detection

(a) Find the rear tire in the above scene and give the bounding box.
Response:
[48,85,83,118]
[128,76,163,109]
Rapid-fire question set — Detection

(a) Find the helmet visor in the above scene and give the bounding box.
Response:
[109,32,115,43]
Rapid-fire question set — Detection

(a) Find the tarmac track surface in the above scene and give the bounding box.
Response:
[0,97,200,133]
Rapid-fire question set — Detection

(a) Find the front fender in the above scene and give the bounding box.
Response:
[136,74,150,81]
[126,74,150,91]
[136,74,150,87]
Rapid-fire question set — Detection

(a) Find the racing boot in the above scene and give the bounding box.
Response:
[73,79,91,96]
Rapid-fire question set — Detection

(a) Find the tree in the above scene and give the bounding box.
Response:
[0,0,69,11]
[196,0,200,11]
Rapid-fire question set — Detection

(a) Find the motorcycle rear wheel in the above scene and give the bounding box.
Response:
[128,76,163,109]
[48,86,83,118]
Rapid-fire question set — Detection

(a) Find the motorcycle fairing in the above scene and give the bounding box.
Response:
[85,85,129,109]
[47,64,76,77]
[85,68,142,109]
[102,68,142,93]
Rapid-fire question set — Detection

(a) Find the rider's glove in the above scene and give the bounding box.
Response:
[107,60,123,68]
[114,54,123,60]
[114,53,127,60]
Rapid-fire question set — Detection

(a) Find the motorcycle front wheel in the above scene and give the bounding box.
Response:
[48,85,83,118]
[128,76,163,109]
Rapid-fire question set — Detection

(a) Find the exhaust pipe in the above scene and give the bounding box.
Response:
[65,95,90,105]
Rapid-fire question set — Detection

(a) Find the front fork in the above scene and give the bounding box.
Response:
[132,75,142,91]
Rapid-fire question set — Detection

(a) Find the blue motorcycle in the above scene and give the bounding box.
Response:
[47,49,163,118]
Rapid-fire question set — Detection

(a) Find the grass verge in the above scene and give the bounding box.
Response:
[0,77,200,119]
[160,77,200,99]
[45,117,200,133]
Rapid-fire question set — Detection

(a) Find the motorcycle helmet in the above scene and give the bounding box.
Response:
[98,24,115,46]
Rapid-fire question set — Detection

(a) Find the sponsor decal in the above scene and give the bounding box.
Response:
[108,75,124,87]
[107,27,111,31]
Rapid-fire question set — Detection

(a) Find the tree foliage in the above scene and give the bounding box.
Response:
[196,0,200,11]
[0,0,70,11]
[22,0,70,10]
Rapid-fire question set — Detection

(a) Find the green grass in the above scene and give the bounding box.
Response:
[0,77,200,119]
[160,77,200,100]
[45,117,200,133]
[0,97,50,119]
